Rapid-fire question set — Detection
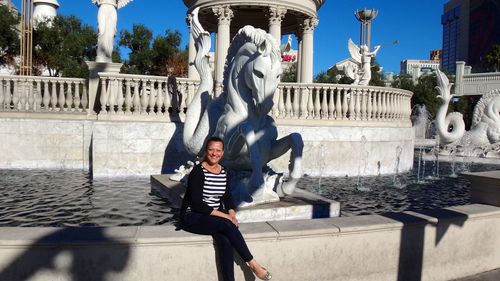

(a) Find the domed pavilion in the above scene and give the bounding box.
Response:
[183,0,325,84]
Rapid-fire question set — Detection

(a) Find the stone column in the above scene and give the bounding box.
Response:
[212,5,234,86]
[186,13,199,80]
[299,17,318,83]
[296,33,303,82]
[268,6,287,45]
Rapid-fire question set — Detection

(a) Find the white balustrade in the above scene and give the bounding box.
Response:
[0,73,412,124]
[0,75,87,112]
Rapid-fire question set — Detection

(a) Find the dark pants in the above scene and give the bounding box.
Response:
[182,211,253,281]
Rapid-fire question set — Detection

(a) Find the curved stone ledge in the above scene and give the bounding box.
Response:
[0,204,499,281]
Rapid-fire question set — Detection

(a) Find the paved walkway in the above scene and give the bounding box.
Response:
[453,268,500,281]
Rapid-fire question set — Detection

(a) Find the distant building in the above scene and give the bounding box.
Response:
[441,0,500,73]
[430,49,442,61]
[400,60,440,82]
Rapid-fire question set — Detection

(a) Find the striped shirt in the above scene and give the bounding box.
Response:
[201,166,227,210]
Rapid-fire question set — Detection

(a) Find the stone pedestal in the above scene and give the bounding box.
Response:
[463,170,500,207]
[85,61,122,114]
[151,174,340,223]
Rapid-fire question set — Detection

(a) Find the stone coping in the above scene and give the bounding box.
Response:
[1,204,498,247]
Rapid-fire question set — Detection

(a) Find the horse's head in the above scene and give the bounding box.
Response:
[225,26,282,115]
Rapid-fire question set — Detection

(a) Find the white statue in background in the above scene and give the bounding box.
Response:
[345,38,380,86]
[92,0,133,63]
[435,69,500,157]
[179,8,304,206]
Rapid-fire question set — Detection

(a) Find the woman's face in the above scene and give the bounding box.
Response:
[205,140,224,165]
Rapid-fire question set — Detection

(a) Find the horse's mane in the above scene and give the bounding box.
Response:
[221,25,280,98]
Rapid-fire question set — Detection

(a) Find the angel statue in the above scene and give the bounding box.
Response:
[92,0,133,63]
[345,38,380,86]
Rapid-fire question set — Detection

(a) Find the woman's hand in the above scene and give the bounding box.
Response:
[228,209,239,227]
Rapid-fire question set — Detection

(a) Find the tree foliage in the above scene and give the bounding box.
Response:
[0,5,20,65]
[119,24,187,76]
[281,62,297,82]
[485,44,500,72]
[33,15,97,77]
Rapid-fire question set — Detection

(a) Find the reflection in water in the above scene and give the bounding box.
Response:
[0,170,176,227]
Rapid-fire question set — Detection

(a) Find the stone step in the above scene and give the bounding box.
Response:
[150,174,341,223]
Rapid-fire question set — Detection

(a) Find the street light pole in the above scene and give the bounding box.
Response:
[20,0,34,76]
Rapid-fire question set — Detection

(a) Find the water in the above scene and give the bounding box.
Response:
[300,159,500,216]
[0,170,176,227]
[0,156,499,226]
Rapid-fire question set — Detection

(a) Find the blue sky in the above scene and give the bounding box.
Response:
[13,0,448,75]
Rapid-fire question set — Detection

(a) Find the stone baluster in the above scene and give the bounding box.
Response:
[74,82,81,112]
[124,80,132,114]
[372,90,379,120]
[12,79,19,111]
[342,88,348,120]
[81,82,88,112]
[184,81,192,107]
[57,81,65,111]
[5,80,12,110]
[361,88,367,120]
[116,78,124,114]
[164,81,171,113]
[321,87,328,119]
[99,78,108,114]
[18,80,26,111]
[347,90,354,120]
[313,86,321,119]
[109,78,118,114]
[273,87,281,118]
[28,80,35,111]
[156,81,165,115]
[354,89,361,120]
[306,87,314,119]
[299,87,309,119]
[132,80,140,114]
[0,79,4,111]
[42,81,49,110]
[386,91,393,120]
[292,86,300,118]
[284,86,292,118]
[148,80,157,114]
[50,81,58,110]
[67,82,73,111]
[365,89,372,120]
[382,90,388,120]
[277,87,285,118]
[335,88,342,120]
[327,88,335,119]
[140,80,149,114]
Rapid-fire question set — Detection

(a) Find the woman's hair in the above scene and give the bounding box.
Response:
[205,136,224,150]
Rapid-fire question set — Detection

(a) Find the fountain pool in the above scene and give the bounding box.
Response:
[1,157,498,226]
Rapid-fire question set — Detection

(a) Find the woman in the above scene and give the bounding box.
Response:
[179,136,272,281]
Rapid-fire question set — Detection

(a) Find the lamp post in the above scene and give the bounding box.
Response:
[354,9,378,49]
[20,0,34,76]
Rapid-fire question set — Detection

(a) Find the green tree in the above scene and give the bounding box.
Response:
[119,25,187,76]
[369,60,385,87]
[33,15,97,77]
[485,44,500,72]
[391,74,415,92]
[410,73,443,118]
[314,67,352,84]
[281,62,297,82]
[0,5,20,66]
[119,24,154,74]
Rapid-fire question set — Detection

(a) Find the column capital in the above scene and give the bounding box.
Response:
[268,6,287,25]
[300,17,319,33]
[212,5,234,25]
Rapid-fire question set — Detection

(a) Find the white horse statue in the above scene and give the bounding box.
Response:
[182,8,303,206]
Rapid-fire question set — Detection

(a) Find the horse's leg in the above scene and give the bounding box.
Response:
[238,123,265,190]
[270,133,303,196]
